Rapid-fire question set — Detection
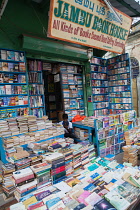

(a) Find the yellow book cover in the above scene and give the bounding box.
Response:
[23,196,37,209]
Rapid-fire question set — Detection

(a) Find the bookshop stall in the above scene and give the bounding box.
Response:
[0,0,140,209]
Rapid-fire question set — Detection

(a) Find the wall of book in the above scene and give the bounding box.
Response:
[27,59,45,118]
[90,57,108,117]
[90,53,132,117]
[108,54,132,114]
[0,49,29,119]
[60,64,85,121]
[95,110,136,157]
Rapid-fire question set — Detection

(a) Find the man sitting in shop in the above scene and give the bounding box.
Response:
[60,113,76,141]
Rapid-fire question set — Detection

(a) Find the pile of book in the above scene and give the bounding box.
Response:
[2,163,16,198]
[88,144,96,161]
[124,126,140,145]
[37,118,46,130]
[0,119,11,137]
[8,156,140,210]
[80,142,90,166]
[59,148,74,176]
[71,144,82,171]
[27,115,37,131]
[30,162,52,187]
[7,118,19,136]
[44,152,66,184]
[122,145,138,166]
[13,167,36,200]
[17,116,28,133]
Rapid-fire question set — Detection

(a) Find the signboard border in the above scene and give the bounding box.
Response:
[48,0,132,54]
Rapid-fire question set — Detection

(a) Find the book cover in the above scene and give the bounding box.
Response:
[19,52,25,62]
[46,197,60,209]
[73,203,86,210]
[94,198,117,210]
[23,196,37,209]
[77,191,91,205]
[35,190,51,201]
[15,52,19,61]
[49,200,65,210]
[28,201,44,210]
[85,192,102,206]
[1,50,7,60]
[105,189,130,210]
[7,51,15,60]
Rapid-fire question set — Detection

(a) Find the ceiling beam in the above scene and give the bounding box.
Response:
[116,0,140,16]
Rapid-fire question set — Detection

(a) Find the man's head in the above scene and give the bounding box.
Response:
[62,113,68,122]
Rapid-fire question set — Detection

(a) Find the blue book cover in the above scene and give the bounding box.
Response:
[7,51,15,60]
[46,197,60,208]
[83,183,96,191]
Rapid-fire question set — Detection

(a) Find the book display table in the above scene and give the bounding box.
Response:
[72,121,94,144]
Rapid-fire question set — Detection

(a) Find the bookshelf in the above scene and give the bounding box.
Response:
[27,59,45,118]
[90,53,132,116]
[94,110,136,157]
[107,53,132,114]
[0,49,29,118]
[60,64,85,121]
[90,57,109,117]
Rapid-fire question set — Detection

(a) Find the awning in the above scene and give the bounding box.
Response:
[109,0,140,17]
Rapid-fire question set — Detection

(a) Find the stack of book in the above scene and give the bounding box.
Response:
[29,154,42,166]
[2,163,16,197]
[15,158,31,170]
[71,144,82,171]
[0,119,11,137]
[43,62,51,71]
[45,152,66,184]
[124,127,140,145]
[59,148,74,176]
[37,118,46,130]
[80,142,90,166]
[12,167,36,200]
[88,145,96,161]
[27,115,37,131]
[31,162,52,187]
[7,118,19,136]
[122,145,138,166]
[17,116,28,133]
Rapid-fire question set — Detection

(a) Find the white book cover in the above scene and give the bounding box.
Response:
[85,192,102,206]
[49,200,65,210]
[105,189,130,210]
[13,167,33,179]
[17,179,37,192]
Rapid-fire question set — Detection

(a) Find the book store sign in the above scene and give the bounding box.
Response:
[48,0,132,54]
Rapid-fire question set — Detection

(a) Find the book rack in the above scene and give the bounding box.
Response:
[27,59,46,118]
[90,53,133,116]
[60,64,85,121]
[94,110,137,157]
[0,48,29,118]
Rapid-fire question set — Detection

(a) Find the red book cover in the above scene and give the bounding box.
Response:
[28,201,44,210]
[13,174,34,184]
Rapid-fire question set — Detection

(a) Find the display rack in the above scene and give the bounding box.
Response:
[94,110,136,157]
[0,48,29,118]
[60,64,85,121]
[90,57,109,117]
[27,59,45,118]
[107,53,132,114]
[90,53,132,116]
